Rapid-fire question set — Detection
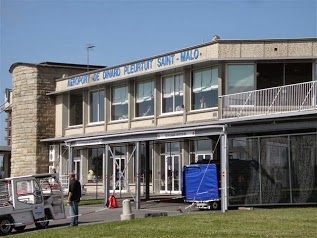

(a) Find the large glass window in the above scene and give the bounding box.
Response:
[192,66,218,110]
[189,139,213,164]
[285,63,312,85]
[111,85,128,121]
[135,79,154,117]
[229,133,317,206]
[290,134,317,203]
[229,137,260,205]
[88,148,103,182]
[69,91,83,126]
[89,90,105,123]
[227,64,255,94]
[162,74,184,113]
[260,137,290,204]
[257,63,283,89]
[257,63,312,89]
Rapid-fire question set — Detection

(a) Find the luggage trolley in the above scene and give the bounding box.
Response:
[183,164,220,210]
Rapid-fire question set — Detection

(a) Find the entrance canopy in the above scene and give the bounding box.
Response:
[42,122,227,146]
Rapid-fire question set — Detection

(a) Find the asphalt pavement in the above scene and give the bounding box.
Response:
[12,197,216,235]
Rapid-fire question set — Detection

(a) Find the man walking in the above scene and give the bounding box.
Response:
[67,173,81,226]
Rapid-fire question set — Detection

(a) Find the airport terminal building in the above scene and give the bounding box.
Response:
[7,37,317,208]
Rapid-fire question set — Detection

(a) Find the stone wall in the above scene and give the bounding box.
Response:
[11,64,90,176]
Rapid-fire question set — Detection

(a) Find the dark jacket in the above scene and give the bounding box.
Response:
[69,179,81,202]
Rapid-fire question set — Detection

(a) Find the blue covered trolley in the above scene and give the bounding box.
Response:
[183,164,220,210]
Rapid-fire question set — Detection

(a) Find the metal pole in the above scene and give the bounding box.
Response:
[145,141,150,200]
[87,46,89,71]
[135,142,141,209]
[67,145,73,174]
[221,128,228,213]
[104,144,110,206]
[86,44,95,71]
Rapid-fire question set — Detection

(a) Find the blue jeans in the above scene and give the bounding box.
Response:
[69,201,79,226]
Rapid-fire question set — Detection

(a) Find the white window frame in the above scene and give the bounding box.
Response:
[135,79,155,118]
[161,73,184,114]
[89,89,105,124]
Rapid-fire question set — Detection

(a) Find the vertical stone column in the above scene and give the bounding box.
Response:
[11,66,42,176]
[10,64,90,176]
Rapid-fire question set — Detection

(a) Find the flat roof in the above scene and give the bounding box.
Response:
[0,146,11,152]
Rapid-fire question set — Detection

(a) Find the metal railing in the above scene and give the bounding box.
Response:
[220,81,317,119]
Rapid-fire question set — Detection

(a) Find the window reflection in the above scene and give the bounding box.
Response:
[111,85,128,120]
[69,91,83,126]
[89,90,105,123]
[227,64,255,94]
[162,74,184,113]
[192,66,218,110]
[135,79,154,117]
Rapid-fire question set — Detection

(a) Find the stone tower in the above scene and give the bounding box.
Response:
[9,62,104,176]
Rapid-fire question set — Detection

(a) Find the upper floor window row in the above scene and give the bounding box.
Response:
[68,69,219,126]
[226,62,314,94]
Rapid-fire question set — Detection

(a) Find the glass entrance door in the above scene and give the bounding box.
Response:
[113,157,127,192]
[161,155,181,194]
[74,159,81,181]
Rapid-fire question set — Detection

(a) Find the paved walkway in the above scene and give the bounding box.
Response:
[14,197,216,234]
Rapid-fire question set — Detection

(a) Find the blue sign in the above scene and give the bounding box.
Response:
[124,59,153,75]
[67,75,90,87]
[66,48,200,87]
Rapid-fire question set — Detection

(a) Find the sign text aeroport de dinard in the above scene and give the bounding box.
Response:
[67,48,201,87]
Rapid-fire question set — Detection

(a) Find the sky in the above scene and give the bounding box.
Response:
[0,0,316,146]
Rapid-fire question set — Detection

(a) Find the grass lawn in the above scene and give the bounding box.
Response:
[13,208,316,238]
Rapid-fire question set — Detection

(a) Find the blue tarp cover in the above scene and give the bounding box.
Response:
[183,164,219,202]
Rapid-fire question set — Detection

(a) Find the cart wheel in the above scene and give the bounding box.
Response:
[211,201,219,210]
[0,216,13,236]
[35,215,49,229]
[14,225,26,232]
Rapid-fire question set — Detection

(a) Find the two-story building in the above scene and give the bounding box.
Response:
[9,37,317,209]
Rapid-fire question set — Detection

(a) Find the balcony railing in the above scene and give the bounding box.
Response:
[220,81,317,119]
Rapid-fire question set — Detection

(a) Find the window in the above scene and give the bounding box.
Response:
[162,74,184,113]
[69,91,83,126]
[192,66,218,110]
[285,63,312,85]
[227,64,255,94]
[88,148,103,182]
[111,85,128,121]
[89,90,105,123]
[189,139,213,163]
[257,63,312,89]
[135,79,154,117]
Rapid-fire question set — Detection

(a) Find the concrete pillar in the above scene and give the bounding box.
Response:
[120,199,135,221]
[68,145,73,174]
[81,150,88,185]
